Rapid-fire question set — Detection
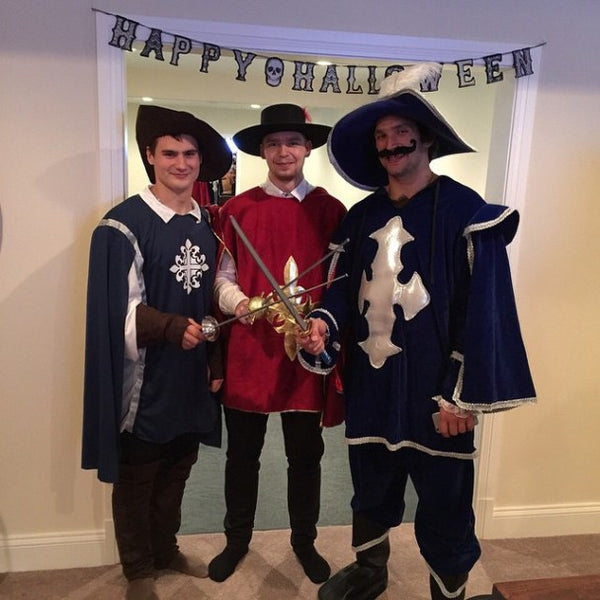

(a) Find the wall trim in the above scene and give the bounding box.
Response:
[0,527,108,573]
[3,501,598,573]
[477,498,600,539]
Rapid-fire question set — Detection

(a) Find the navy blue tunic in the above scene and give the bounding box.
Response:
[82,192,220,483]
[301,176,535,458]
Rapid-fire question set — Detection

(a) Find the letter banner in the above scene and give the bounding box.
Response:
[95,8,546,96]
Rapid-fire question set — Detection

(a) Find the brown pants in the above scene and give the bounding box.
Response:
[112,433,199,580]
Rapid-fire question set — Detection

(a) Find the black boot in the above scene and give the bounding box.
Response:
[430,572,469,600]
[318,514,389,600]
[112,460,162,581]
[150,450,207,577]
[208,450,257,581]
[288,462,330,583]
[208,545,249,582]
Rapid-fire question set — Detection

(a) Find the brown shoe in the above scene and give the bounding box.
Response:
[163,551,208,578]
[126,577,159,600]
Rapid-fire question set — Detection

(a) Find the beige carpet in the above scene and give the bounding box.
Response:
[1,524,599,599]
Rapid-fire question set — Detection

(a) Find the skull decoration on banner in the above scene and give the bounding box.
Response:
[265,57,284,87]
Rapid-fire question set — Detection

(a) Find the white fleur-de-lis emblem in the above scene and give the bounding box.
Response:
[169,239,209,294]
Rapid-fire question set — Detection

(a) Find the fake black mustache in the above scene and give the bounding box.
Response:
[377,139,417,158]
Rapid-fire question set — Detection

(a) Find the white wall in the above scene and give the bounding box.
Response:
[1,0,599,572]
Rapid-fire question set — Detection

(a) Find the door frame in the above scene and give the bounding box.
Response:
[95,11,542,548]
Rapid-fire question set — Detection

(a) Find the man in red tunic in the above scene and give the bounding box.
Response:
[209,104,347,584]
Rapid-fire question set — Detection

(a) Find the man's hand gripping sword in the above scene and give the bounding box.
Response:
[221,215,332,366]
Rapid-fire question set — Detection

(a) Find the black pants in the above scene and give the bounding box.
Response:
[112,432,200,580]
[222,407,324,551]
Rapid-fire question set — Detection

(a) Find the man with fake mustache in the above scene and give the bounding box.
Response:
[297,63,536,600]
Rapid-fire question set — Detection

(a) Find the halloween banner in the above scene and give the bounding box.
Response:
[95,9,545,96]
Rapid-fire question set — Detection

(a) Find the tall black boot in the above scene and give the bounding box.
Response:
[288,462,329,583]
[149,449,206,576]
[429,571,469,600]
[208,452,258,581]
[318,513,390,600]
[112,460,162,581]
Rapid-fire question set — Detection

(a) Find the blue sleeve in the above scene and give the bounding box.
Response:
[442,205,536,411]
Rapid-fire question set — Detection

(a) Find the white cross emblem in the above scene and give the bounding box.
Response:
[169,239,209,294]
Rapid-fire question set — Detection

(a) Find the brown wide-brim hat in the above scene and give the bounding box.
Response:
[328,63,475,190]
[232,103,331,156]
[136,104,232,183]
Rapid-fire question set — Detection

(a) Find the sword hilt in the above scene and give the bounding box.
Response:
[230,215,333,366]
[319,349,332,366]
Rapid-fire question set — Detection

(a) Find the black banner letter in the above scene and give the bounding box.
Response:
[346,66,363,94]
[512,47,534,78]
[319,65,342,93]
[484,54,503,84]
[170,36,192,66]
[200,43,221,73]
[455,59,476,88]
[233,50,257,81]
[292,61,316,92]
[140,29,165,61]
[108,16,139,51]
[367,66,380,95]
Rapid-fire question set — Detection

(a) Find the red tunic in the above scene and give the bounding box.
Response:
[218,186,346,414]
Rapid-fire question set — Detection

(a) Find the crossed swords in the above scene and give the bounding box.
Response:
[201,215,347,366]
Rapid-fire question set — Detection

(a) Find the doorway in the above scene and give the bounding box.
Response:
[96,11,540,539]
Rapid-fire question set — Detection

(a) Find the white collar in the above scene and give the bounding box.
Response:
[140,185,202,223]
[261,178,315,201]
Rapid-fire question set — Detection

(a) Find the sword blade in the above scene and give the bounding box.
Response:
[211,274,348,330]
[229,215,332,365]
[229,215,307,331]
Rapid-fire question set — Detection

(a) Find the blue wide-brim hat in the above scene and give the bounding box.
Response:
[328,65,475,190]
[136,104,232,183]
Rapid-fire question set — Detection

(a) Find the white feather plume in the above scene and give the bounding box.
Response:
[380,62,443,98]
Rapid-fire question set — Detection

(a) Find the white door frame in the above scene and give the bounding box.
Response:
[95,12,542,550]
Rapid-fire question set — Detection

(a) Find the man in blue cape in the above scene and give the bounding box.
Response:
[298,64,536,600]
[82,105,231,600]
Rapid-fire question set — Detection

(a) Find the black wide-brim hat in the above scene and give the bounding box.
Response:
[233,103,331,156]
[136,104,232,183]
[328,86,475,190]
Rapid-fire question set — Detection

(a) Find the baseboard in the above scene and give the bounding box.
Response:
[477,498,600,539]
[3,503,600,573]
[0,520,117,573]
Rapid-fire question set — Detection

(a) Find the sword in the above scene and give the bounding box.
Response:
[201,274,347,339]
[281,238,349,293]
[229,215,332,366]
